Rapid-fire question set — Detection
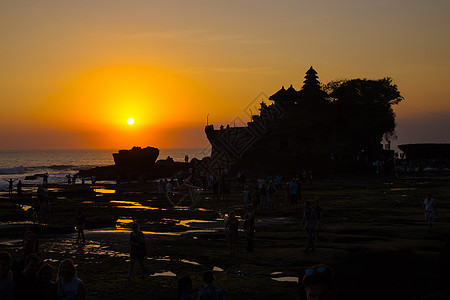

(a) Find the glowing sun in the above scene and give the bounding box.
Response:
[127,118,135,125]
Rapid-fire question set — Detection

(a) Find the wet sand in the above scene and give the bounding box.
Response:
[1,175,450,299]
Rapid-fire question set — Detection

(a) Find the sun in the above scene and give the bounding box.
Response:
[127,118,135,125]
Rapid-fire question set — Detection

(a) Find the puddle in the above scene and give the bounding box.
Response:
[256,217,300,225]
[93,188,116,194]
[82,201,94,204]
[0,239,22,246]
[0,220,34,227]
[390,188,416,191]
[151,271,176,277]
[213,266,224,272]
[162,219,218,228]
[271,277,298,283]
[110,200,167,211]
[180,259,200,265]
[155,257,171,262]
[116,218,134,228]
[178,220,216,227]
[19,205,32,212]
[43,239,129,259]
[46,188,64,192]
[271,272,282,275]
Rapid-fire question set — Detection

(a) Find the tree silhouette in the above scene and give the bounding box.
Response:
[328,78,403,155]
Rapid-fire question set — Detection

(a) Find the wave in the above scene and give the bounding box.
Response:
[25,165,83,172]
[0,165,93,175]
[0,166,26,175]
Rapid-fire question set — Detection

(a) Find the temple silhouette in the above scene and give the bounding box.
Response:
[205,67,403,174]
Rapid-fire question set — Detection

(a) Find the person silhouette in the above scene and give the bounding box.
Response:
[42,173,48,186]
[56,259,85,300]
[243,204,255,253]
[127,223,146,278]
[17,180,23,198]
[65,174,71,185]
[4,178,17,195]
[75,210,86,243]
[225,211,239,254]
[0,251,14,299]
[197,271,225,300]
[178,275,194,300]
[422,193,437,232]
[300,264,337,300]
[37,263,56,300]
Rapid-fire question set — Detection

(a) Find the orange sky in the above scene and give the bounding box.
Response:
[1,0,449,150]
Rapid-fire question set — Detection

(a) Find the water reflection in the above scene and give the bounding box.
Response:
[180,259,200,265]
[93,188,116,194]
[110,200,167,211]
[90,229,180,236]
[271,277,298,283]
[19,205,32,212]
[161,218,217,228]
[151,271,176,277]
[46,187,64,192]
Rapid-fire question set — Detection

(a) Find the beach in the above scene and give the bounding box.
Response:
[1,173,449,299]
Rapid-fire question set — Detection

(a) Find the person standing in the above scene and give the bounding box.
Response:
[14,254,41,300]
[300,201,318,254]
[197,271,225,300]
[0,252,14,300]
[4,178,17,195]
[300,264,337,300]
[37,263,57,300]
[422,193,437,232]
[289,179,299,209]
[65,174,71,185]
[42,173,49,186]
[75,210,86,243]
[266,180,276,209]
[17,180,23,198]
[56,259,85,300]
[225,211,239,254]
[128,223,146,278]
[313,200,323,240]
[259,182,267,209]
[178,276,193,300]
[23,226,40,256]
[243,186,251,205]
[243,204,255,253]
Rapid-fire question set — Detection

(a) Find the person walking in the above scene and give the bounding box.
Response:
[127,223,146,278]
[422,193,437,232]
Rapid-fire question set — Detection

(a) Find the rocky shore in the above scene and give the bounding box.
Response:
[1,175,450,299]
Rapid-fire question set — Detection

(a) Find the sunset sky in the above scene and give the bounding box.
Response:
[1,0,449,150]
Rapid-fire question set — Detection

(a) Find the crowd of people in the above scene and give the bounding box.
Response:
[0,251,85,300]
[1,165,441,299]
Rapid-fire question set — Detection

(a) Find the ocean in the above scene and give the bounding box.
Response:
[0,148,209,191]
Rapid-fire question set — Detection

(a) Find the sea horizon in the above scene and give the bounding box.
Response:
[0,148,210,190]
